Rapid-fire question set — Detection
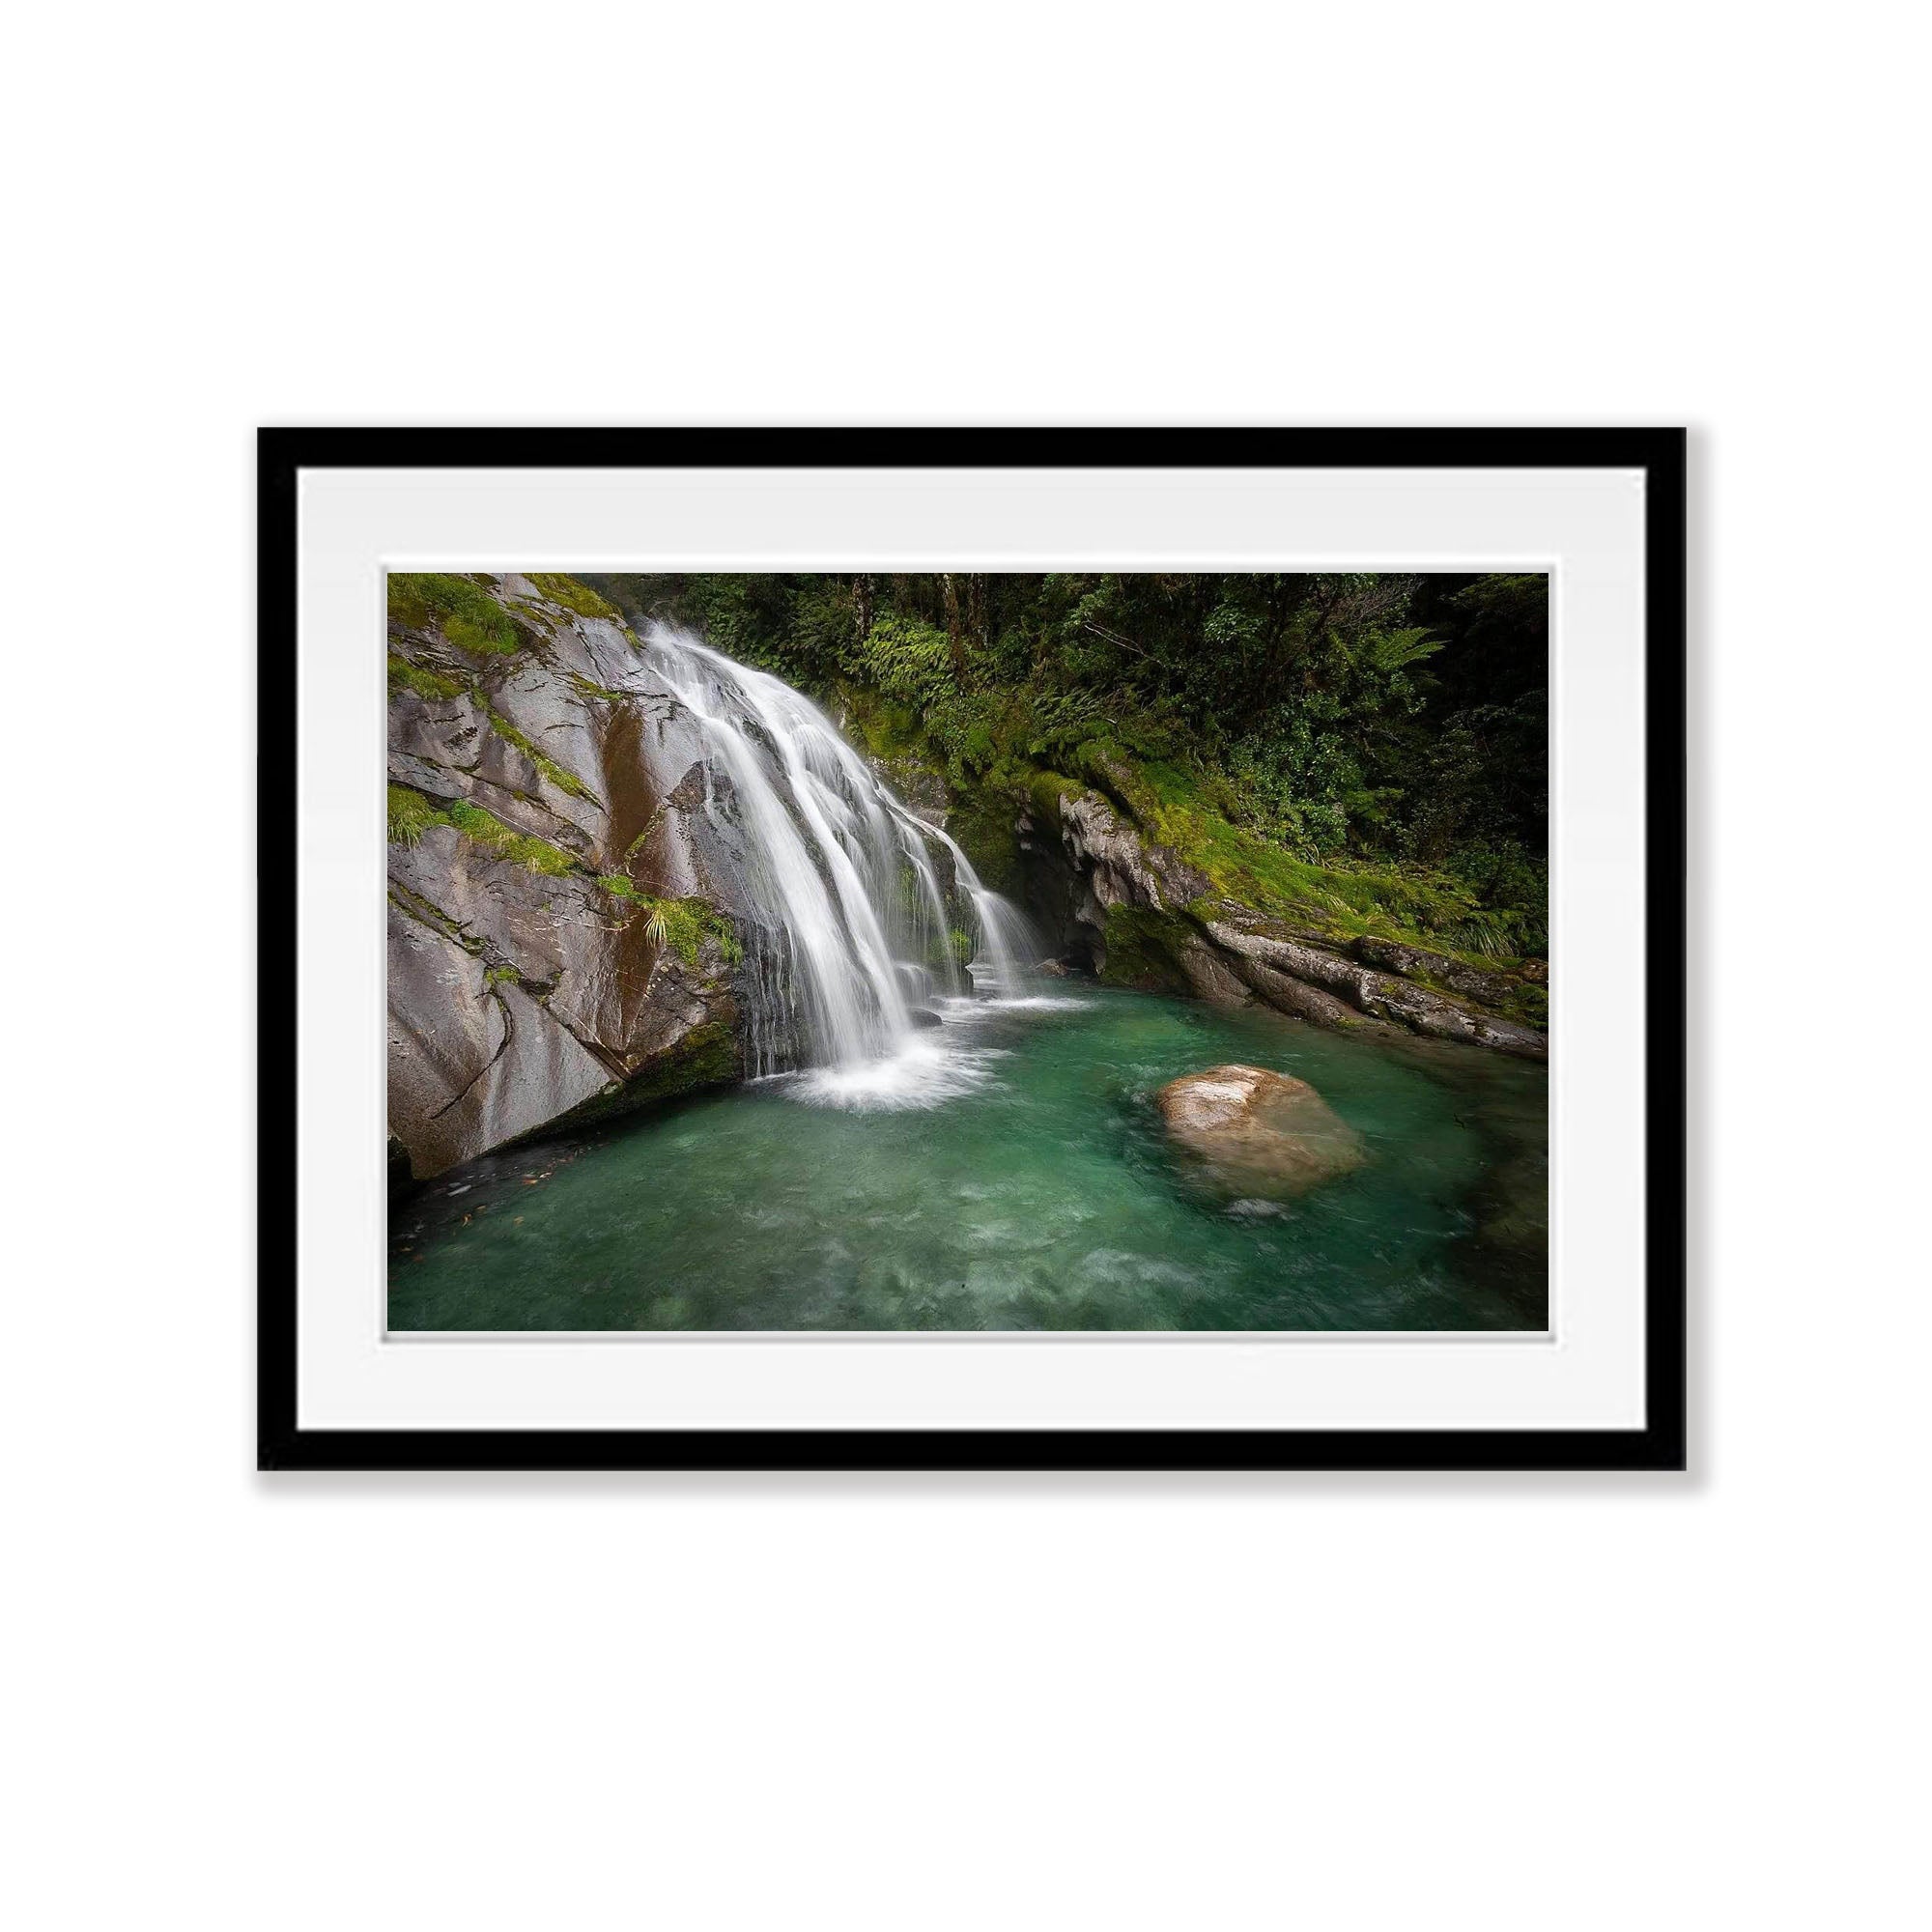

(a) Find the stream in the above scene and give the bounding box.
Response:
[389,980,1547,1332]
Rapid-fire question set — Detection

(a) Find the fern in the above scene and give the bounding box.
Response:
[1366,626,1444,672]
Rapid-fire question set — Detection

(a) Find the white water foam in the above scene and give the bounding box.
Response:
[785,1036,1010,1112]
[641,623,1041,1104]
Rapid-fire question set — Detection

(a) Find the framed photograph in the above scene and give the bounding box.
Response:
[260,428,1685,1470]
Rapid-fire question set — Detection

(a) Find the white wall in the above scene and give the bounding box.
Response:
[7,5,1924,1928]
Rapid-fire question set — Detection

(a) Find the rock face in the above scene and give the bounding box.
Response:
[1014,783,1548,1060]
[1155,1065,1370,1201]
[1200,903,1548,1059]
[386,574,751,1181]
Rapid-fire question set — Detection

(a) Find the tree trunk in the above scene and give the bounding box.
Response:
[942,573,968,686]
[969,572,991,650]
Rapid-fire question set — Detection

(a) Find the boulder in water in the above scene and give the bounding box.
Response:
[1155,1064,1368,1201]
[907,1006,945,1031]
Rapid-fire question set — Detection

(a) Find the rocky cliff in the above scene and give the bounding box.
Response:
[385,574,753,1181]
[1010,782,1548,1057]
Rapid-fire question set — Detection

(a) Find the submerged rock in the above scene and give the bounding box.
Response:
[1155,1064,1369,1201]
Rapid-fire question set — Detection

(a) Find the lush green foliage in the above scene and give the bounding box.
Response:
[527,573,621,621]
[595,877,743,966]
[594,570,1548,960]
[387,574,523,656]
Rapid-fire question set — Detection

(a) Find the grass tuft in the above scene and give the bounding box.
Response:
[596,878,742,966]
[386,782,575,875]
[387,574,521,656]
[528,574,620,621]
[444,800,575,875]
[387,782,448,847]
[387,654,468,702]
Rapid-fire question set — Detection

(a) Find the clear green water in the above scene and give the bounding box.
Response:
[389,985,1548,1331]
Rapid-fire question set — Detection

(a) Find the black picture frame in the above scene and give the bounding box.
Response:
[259,427,1687,1473]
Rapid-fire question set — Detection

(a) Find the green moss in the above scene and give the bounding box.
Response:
[710,919,745,968]
[475,699,600,804]
[623,1021,740,1102]
[387,574,522,656]
[567,670,637,704]
[1087,754,1532,979]
[852,703,920,762]
[484,964,522,988]
[441,799,575,875]
[528,573,620,621]
[1099,904,1198,994]
[386,653,467,702]
[1026,770,1080,825]
[596,880,743,967]
[947,793,1026,898]
[389,782,574,876]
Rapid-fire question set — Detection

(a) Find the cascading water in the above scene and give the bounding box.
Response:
[641,624,1036,1095]
[914,816,1037,998]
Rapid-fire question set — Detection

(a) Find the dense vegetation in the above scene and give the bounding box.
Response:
[593,572,1548,964]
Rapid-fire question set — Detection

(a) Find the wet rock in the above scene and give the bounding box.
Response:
[1202,906,1548,1061]
[1174,935,1254,1008]
[1016,786,1548,1061]
[1350,936,1526,1010]
[387,900,614,1179]
[387,1133,417,1198]
[387,574,745,1178]
[1155,1065,1369,1201]
[1057,790,1210,915]
[907,1007,945,1030]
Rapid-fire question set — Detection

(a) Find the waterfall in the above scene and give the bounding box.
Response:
[641,624,1032,1081]
[913,815,1037,998]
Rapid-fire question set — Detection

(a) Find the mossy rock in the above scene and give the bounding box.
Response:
[527,573,620,621]
[548,1022,743,1138]
[385,782,575,876]
[627,1020,740,1100]
[1099,904,1198,995]
[387,573,524,656]
[947,794,1025,898]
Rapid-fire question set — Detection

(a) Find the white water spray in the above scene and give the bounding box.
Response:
[642,625,1034,1083]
